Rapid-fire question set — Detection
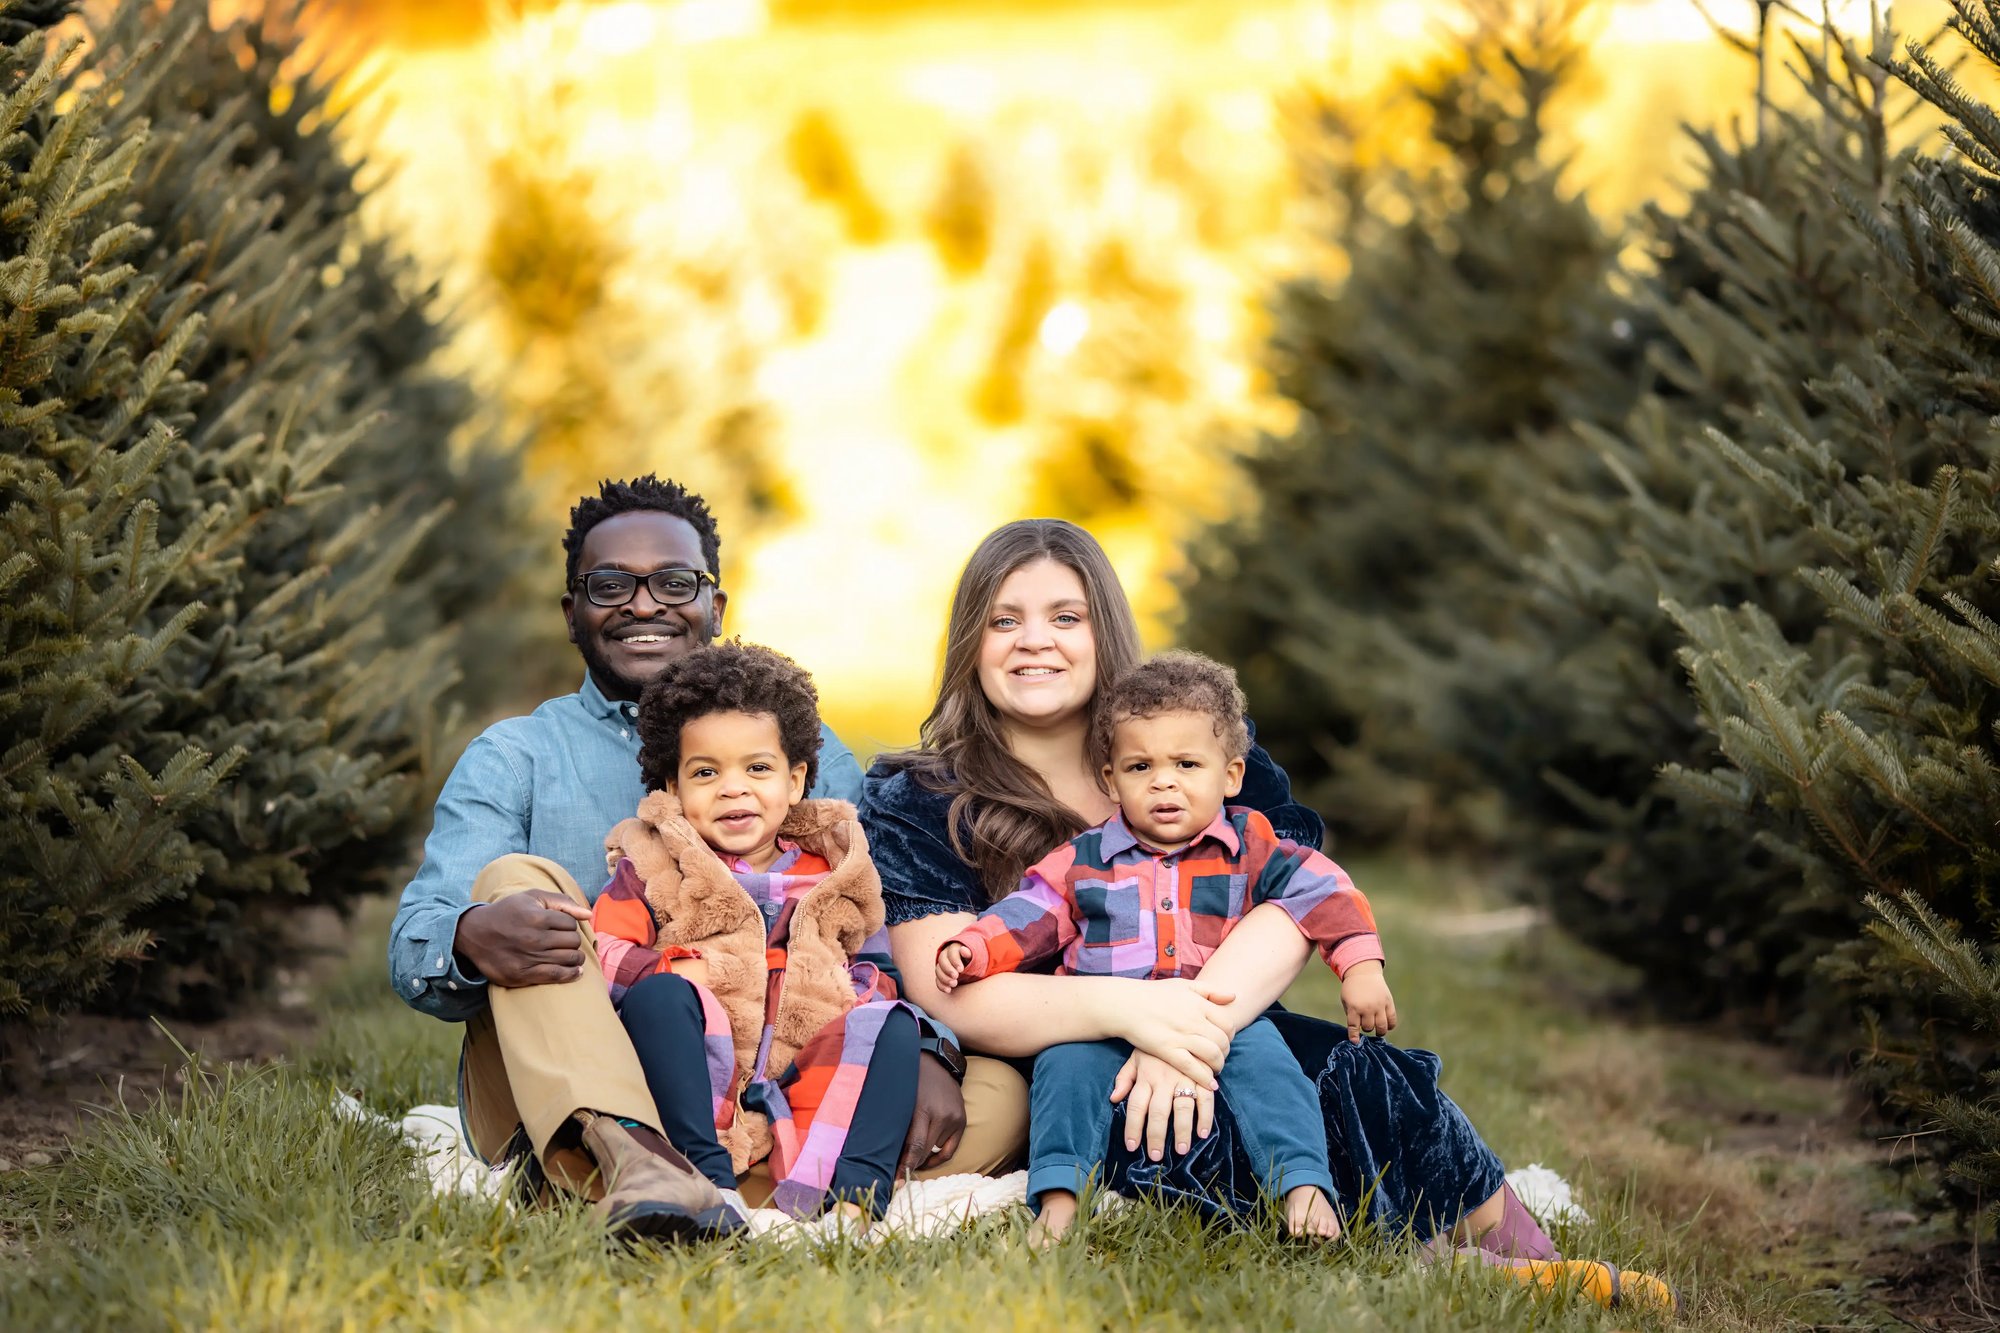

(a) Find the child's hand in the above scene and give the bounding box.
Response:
[1340,960,1397,1044]
[935,941,973,993]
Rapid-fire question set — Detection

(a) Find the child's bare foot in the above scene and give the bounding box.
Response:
[1029,1190,1079,1250]
[1285,1185,1341,1242]
[809,1200,871,1246]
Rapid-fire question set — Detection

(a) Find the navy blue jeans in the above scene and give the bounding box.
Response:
[1096,1007,1507,1242]
[1029,1018,1335,1211]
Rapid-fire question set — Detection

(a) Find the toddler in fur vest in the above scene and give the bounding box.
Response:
[591,641,920,1223]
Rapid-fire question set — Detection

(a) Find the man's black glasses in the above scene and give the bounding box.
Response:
[573,567,716,608]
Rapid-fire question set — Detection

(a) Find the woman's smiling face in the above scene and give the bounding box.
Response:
[977,558,1098,731]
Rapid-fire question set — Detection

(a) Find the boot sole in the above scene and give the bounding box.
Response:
[606,1200,746,1246]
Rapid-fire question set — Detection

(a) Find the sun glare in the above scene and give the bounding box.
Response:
[335,0,1845,751]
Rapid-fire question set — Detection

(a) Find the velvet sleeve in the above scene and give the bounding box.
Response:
[859,765,986,925]
[1238,719,1326,851]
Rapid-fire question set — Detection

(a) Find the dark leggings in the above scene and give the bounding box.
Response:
[618,971,919,1216]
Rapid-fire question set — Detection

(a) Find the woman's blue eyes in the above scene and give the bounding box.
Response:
[989,612,1084,629]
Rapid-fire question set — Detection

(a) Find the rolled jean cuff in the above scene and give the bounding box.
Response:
[1262,1160,1336,1201]
[1026,1158,1105,1208]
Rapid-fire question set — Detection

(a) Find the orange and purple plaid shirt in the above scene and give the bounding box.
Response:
[946,805,1384,982]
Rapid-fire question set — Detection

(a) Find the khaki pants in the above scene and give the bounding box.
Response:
[460,853,1029,1200]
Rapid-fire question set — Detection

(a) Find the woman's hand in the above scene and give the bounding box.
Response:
[1117,977,1237,1087]
[1110,1050,1215,1161]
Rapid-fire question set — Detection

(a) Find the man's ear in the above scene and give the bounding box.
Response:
[789,760,809,802]
[710,587,728,636]
[1223,756,1246,799]
[561,590,579,644]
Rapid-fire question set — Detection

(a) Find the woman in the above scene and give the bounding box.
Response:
[861,519,1675,1307]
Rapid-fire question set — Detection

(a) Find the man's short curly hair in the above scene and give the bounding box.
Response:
[1094,650,1251,762]
[563,475,721,588]
[637,640,823,794]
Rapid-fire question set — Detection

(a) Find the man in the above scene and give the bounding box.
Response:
[391,477,1000,1239]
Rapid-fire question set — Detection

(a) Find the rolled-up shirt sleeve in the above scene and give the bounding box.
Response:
[389,736,530,1022]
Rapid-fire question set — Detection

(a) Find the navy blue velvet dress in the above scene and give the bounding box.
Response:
[861,740,1506,1241]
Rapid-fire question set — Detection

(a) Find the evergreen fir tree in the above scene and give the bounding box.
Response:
[3,0,535,1024]
[75,0,529,1011]
[1432,8,1924,1028]
[1861,893,2000,1230]
[0,4,240,1032]
[1184,0,1621,846]
[1656,1,2000,1218]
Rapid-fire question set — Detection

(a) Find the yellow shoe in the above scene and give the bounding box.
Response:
[1493,1258,1681,1315]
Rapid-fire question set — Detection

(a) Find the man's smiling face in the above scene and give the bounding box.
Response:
[563,511,727,702]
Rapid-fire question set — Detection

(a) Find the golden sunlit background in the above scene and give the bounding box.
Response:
[310,0,1891,748]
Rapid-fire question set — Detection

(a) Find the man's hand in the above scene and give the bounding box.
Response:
[898,1053,966,1178]
[935,941,973,993]
[1339,960,1397,1044]
[453,891,592,988]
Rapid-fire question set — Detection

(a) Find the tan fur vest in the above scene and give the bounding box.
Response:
[603,793,885,1171]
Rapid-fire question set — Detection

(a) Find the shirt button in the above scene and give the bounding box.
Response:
[1164,944,1176,957]
[1160,898,1173,911]
[409,979,422,994]
[620,729,629,740]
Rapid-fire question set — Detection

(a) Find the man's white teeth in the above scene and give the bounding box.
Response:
[625,635,666,643]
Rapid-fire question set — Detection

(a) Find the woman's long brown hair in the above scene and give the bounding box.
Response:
[885,519,1143,902]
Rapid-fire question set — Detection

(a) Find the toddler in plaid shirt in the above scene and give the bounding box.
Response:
[935,650,1396,1242]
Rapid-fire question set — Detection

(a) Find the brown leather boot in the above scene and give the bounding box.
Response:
[577,1113,744,1243]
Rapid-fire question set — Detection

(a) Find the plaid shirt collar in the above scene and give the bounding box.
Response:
[1097,809,1242,860]
[723,838,805,877]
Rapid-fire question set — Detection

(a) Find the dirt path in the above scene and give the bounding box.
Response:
[0,1003,322,1169]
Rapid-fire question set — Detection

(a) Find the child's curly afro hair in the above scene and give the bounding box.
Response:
[637,640,823,794]
[1093,649,1250,762]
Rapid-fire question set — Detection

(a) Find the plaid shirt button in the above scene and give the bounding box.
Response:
[1164,943,1175,957]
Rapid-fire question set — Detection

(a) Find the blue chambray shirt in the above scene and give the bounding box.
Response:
[390,674,865,1022]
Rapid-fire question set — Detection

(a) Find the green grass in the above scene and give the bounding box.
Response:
[0,861,1903,1330]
